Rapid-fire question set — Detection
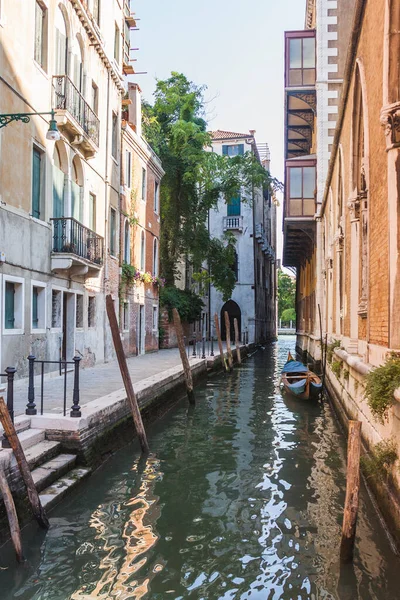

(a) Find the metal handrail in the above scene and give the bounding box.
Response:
[51,216,104,266]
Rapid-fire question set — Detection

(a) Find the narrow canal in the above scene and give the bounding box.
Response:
[1,336,399,599]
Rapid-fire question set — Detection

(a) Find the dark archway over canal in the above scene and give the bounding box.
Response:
[1,336,399,599]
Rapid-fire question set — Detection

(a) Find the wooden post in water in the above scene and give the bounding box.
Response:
[0,467,23,562]
[106,295,149,453]
[0,397,49,529]
[172,308,195,405]
[340,420,362,563]
[224,311,234,371]
[214,313,228,372]
[234,318,241,364]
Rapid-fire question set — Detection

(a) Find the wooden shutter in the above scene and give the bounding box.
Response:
[238,144,244,155]
[53,166,64,218]
[34,2,43,66]
[227,195,241,216]
[222,145,228,155]
[32,148,41,219]
[5,282,15,329]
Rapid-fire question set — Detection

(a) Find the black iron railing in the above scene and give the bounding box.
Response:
[26,355,81,418]
[51,217,104,266]
[1,367,16,448]
[52,75,100,146]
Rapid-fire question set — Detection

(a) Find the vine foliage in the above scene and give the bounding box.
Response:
[364,354,400,423]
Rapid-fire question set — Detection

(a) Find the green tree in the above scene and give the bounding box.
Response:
[143,72,282,301]
[278,270,296,320]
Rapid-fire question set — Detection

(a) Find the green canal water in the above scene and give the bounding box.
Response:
[1,336,399,599]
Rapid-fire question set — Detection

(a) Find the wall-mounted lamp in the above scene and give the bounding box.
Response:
[0,110,60,141]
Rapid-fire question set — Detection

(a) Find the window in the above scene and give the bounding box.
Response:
[141,168,146,201]
[110,207,117,256]
[232,250,239,281]
[124,220,130,264]
[89,193,96,231]
[31,282,46,332]
[153,238,158,276]
[34,1,47,70]
[71,156,83,222]
[222,144,244,157]
[112,112,118,160]
[152,306,158,331]
[88,296,96,327]
[287,35,315,86]
[114,23,120,63]
[288,165,316,216]
[55,7,67,75]
[154,181,159,213]
[4,277,24,333]
[51,289,62,328]
[123,302,129,331]
[125,150,132,188]
[93,0,100,25]
[91,81,99,115]
[140,230,145,271]
[227,195,241,217]
[76,294,83,328]
[32,146,43,220]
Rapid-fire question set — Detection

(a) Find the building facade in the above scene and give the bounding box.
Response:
[120,83,164,356]
[0,0,150,378]
[209,130,277,344]
[284,0,400,539]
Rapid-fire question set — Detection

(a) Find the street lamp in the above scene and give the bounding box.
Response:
[0,110,60,141]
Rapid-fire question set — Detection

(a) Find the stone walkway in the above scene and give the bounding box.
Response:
[10,343,226,417]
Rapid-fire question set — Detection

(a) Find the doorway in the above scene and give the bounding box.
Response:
[138,305,145,355]
[220,300,241,342]
[62,292,75,360]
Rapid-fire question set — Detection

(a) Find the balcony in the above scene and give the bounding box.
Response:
[255,223,275,261]
[50,217,103,276]
[52,76,100,157]
[283,158,316,267]
[223,215,244,232]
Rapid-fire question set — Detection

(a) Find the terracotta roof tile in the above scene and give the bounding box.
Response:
[210,129,252,141]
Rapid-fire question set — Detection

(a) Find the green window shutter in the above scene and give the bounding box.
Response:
[110,209,116,255]
[5,282,15,329]
[238,144,244,155]
[227,195,241,216]
[222,145,228,155]
[32,148,41,219]
[32,288,39,329]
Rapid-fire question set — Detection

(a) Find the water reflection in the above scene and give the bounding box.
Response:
[0,336,399,600]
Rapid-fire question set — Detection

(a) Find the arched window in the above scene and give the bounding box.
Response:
[124,220,130,264]
[55,6,68,76]
[71,155,83,222]
[140,230,145,271]
[153,238,158,276]
[53,142,67,219]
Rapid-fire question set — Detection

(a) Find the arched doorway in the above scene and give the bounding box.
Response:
[220,300,241,342]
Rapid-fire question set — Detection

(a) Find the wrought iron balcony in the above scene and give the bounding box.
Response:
[51,217,103,275]
[52,76,100,154]
[223,215,244,232]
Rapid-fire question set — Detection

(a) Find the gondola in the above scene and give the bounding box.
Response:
[280,352,322,400]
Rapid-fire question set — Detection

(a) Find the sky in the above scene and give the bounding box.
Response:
[131,0,306,257]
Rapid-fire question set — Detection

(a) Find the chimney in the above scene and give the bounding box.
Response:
[128,82,142,137]
[249,129,256,137]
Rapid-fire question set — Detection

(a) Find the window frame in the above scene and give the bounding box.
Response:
[50,286,64,332]
[152,305,158,332]
[88,295,96,328]
[153,237,158,276]
[285,30,316,88]
[141,167,146,202]
[3,275,25,335]
[124,219,130,264]
[222,144,244,157]
[111,112,118,160]
[125,149,132,188]
[32,144,44,221]
[75,292,84,330]
[154,180,159,213]
[286,159,316,217]
[31,280,47,333]
[34,0,48,72]
[114,22,120,64]
[109,207,118,257]
[140,229,145,271]
[123,300,129,332]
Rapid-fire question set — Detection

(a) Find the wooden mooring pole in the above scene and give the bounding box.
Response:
[340,420,362,563]
[0,397,49,529]
[172,308,195,405]
[214,313,228,372]
[224,311,234,371]
[234,318,241,364]
[106,295,149,453]
[0,467,23,562]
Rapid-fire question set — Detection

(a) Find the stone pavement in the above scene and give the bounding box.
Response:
[11,343,226,417]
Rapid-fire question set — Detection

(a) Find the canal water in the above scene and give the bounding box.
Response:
[0,336,399,599]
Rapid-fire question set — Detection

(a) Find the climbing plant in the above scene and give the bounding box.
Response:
[361,438,398,481]
[364,354,400,423]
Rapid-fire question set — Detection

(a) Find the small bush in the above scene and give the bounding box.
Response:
[343,369,349,381]
[281,308,296,322]
[327,339,341,363]
[160,286,204,324]
[331,360,342,378]
[364,355,400,423]
[361,439,398,481]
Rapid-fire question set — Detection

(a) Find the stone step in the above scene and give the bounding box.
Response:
[0,416,31,437]
[40,467,91,511]
[17,428,45,451]
[23,440,61,471]
[31,454,77,493]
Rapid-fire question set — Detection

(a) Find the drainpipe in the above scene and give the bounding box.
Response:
[103,72,111,362]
